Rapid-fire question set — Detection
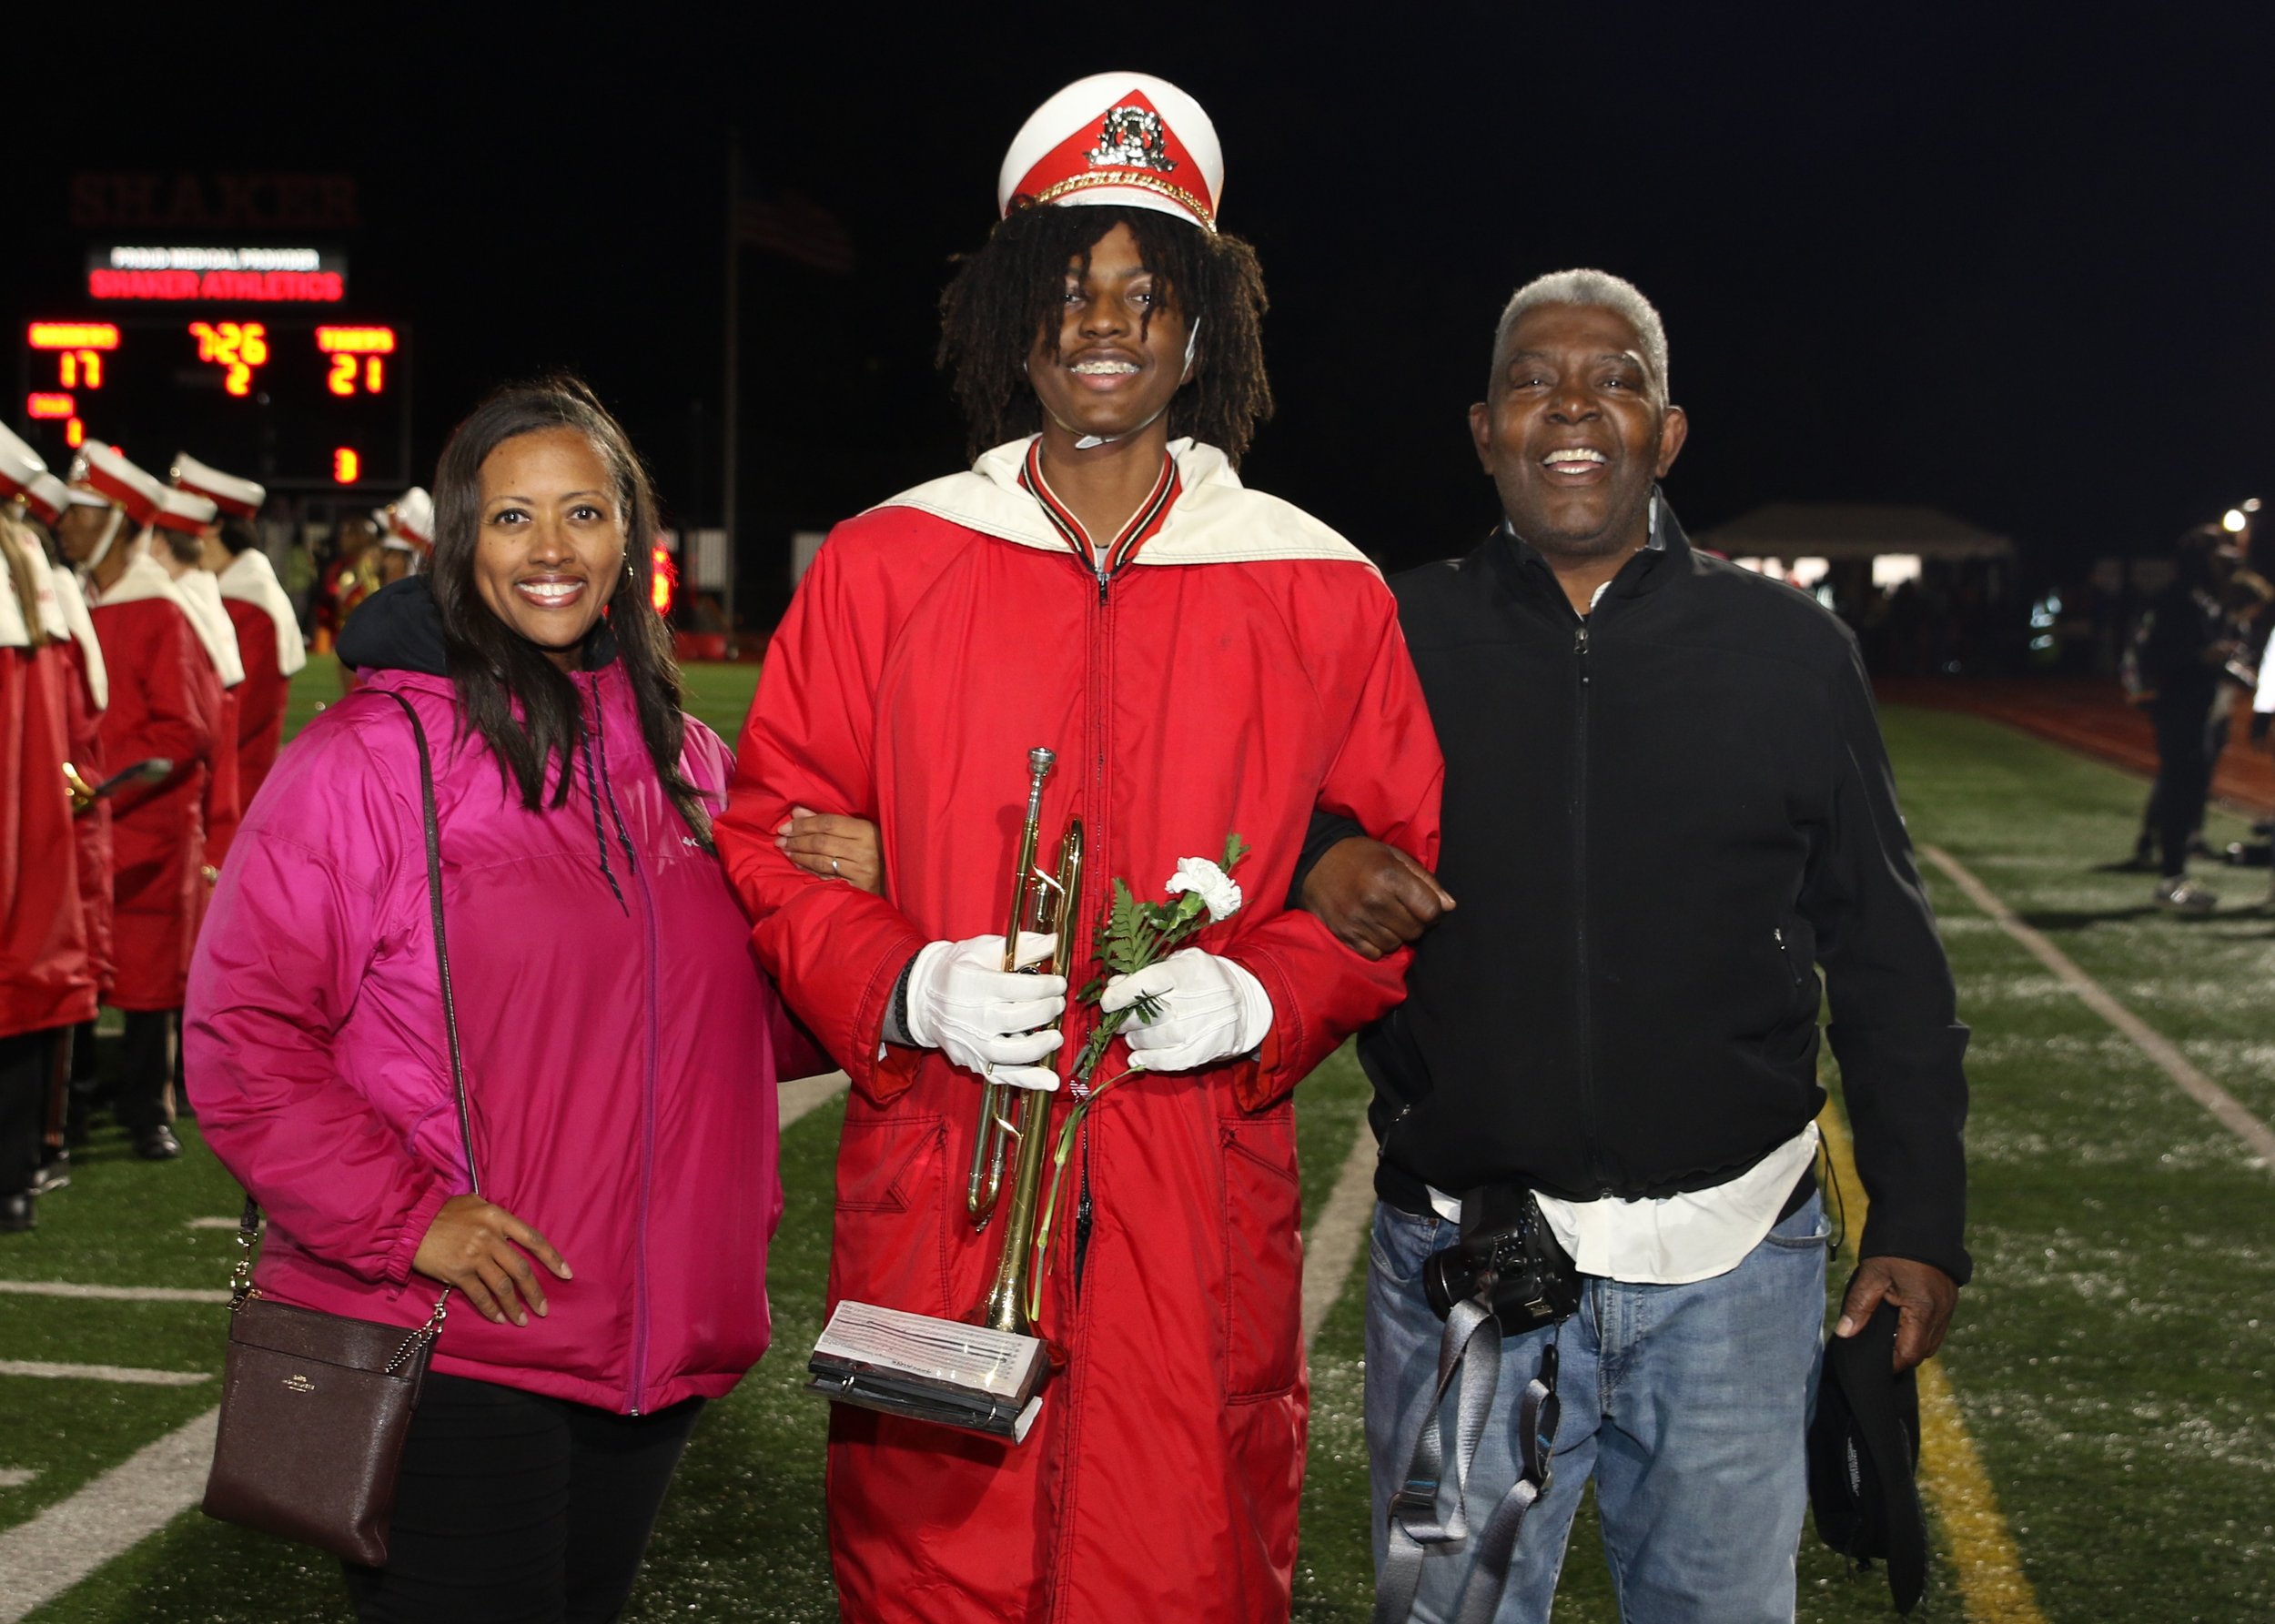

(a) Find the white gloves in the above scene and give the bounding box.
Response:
[904,933,1067,1092]
[1099,948,1273,1073]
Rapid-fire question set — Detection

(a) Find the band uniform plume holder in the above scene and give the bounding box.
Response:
[807,747,1080,1443]
[201,692,480,1567]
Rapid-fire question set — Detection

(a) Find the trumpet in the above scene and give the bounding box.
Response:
[966,747,1084,1337]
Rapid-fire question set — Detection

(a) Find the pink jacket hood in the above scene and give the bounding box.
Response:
[187,646,786,1414]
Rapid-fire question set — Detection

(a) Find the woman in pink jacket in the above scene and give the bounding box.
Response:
[186,378,824,1623]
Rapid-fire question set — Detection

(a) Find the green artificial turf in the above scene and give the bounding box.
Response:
[14,693,2274,1621]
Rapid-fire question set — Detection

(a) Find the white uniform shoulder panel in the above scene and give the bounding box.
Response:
[865,436,1375,570]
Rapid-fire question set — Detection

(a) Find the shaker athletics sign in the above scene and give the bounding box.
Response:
[84,245,348,303]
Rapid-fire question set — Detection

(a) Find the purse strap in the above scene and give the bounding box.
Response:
[230,689,481,1341]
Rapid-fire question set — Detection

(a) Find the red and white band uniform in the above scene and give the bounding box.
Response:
[716,436,1443,1622]
[82,529,223,1014]
[0,521,98,1043]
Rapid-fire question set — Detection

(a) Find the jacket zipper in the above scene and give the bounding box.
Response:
[591,673,662,1416]
[1774,926,1805,988]
[1073,557,1116,1278]
[1572,617,1608,1195]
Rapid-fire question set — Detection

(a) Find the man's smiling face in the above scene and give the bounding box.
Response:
[1469,301,1686,559]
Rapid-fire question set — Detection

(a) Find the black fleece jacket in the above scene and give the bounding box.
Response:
[1320,501,1970,1283]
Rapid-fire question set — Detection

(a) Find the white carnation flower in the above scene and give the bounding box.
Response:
[1166,856,1243,922]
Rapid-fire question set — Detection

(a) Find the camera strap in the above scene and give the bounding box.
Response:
[1374,1298,1562,1624]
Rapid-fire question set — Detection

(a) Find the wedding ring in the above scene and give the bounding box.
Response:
[831,856,841,875]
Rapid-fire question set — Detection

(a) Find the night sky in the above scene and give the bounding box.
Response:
[17,5,2274,606]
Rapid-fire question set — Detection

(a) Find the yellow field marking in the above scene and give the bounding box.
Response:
[1816,1100,2048,1624]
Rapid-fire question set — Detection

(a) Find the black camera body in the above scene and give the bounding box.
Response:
[1422,1184,1582,1330]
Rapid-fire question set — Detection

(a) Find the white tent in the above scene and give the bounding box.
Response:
[1694,503,2013,563]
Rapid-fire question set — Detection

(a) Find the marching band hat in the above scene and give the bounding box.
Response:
[152,486,218,536]
[0,422,48,505]
[998,73,1224,234]
[383,487,434,551]
[74,443,167,527]
[172,451,266,519]
[24,474,70,527]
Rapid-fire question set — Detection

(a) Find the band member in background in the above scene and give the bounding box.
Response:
[318,515,383,651]
[38,481,113,1170]
[175,454,306,855]
[718,74,1441,1624]
[380,486,434,571]
[0,431,97,1229]
[154,486,247,893]
[61,445,223,1162]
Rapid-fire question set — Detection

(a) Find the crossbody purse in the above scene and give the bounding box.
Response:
[201,691,479,1568]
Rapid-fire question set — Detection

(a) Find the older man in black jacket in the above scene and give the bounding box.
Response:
[1300,269,1967,1623]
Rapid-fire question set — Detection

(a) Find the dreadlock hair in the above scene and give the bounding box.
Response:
[429,375,693,816]
[938,203,1273,465]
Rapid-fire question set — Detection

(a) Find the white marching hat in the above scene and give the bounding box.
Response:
[0,422,47,507]
[997,73,1224,233]
[74,443,168,527]
[152,486,218,536]
[382,487,434,551]
[24,473,69,527]
[172,451,266,518]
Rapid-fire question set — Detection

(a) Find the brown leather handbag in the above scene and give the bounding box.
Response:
[201,692,478,1567]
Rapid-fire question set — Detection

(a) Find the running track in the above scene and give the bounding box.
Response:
[1879,677,2275,817]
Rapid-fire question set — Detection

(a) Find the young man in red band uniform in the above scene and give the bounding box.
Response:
[59,445,225,1162]
[0,430,98,1227]
[716,74,1442,1624]
[173,453,305,857]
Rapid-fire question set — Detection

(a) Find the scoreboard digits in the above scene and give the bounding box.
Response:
[16,316,409,489]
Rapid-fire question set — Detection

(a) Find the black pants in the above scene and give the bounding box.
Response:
[115,1009,174,1136]
[343,1374,703,1624]
[2151,701,2217,880]
[0,1032,48,1196]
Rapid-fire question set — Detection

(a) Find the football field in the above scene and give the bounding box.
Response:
[1,661,2268,1621]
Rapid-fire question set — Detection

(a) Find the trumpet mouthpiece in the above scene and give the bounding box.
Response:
[1028,747,1057,776]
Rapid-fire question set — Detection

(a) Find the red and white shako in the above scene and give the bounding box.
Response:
[997,73,1223,233]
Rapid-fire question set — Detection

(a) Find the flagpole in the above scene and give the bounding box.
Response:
[721,127,742,658]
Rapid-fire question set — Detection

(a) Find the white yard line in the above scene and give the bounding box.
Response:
[0,1281,229,1305]
[0,1361,209,1387]
[0,1067,855,1623]
[1302,1120,1380,1347]
[1923,844,2275,1167]
[0,1408,217,1624]
[0,1471,35,1490]
[182,1216,241,1230]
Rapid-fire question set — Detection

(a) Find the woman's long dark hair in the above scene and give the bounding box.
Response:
[429,376,691,813]
[937,203,1274,464]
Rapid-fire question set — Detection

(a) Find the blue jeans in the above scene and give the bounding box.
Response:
[1365,1195,1830,1624]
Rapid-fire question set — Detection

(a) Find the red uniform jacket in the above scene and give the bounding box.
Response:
[208,598,276,865]
[0,544,96,1037]
[216,547,304,843]
[174,570,243,895]
[89,550,219,1011]
[717,439,1443,1624]
[53,570,111,999]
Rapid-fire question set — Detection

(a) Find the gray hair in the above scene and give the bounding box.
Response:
[1491,268,1670,401]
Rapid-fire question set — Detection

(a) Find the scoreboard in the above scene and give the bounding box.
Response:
[15,308,411,493]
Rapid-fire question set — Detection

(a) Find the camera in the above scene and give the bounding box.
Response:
[1422,1185,1582,1330]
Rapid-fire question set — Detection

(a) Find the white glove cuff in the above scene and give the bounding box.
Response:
[1220,955,1274,1055]
[899,939,957,1051]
